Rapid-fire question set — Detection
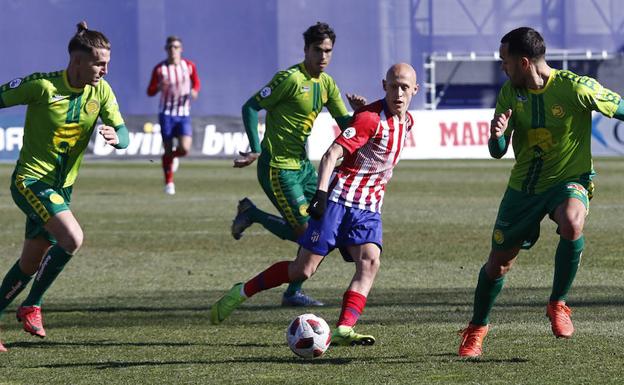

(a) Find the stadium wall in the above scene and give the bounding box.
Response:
[2,0,624,116]
[2,110,623,161]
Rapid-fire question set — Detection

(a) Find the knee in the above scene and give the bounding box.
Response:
[58,228,84,254]
[559,219,584,240]
[358,255,381,275]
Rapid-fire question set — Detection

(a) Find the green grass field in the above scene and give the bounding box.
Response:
[0,159,623,385]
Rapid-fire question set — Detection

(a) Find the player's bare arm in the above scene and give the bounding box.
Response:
[98,125,119,146]
[346,93,367,110]
[490,108,512,139]
[233,151,260,168]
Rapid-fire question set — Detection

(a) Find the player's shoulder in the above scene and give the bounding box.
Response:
[2,71,62,93]
[352,100,384,126]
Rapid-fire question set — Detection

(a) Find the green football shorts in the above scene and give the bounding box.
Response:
[257,158,317,229]
[10,172,72,240]
[491,180,591,250]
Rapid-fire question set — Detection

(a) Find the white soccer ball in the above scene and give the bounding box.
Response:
[286,313,331,358]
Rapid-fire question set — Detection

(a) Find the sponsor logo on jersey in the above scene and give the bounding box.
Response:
[300,86,310,93]
[9,78,22,88]
[85,99,100,115]
[343,127,356,139]
[551,104,565,118]
[493,229,505,244]
[516,93,528,102]
[260,86,272,98]
[49,193,65,205]
[50,95,68,103]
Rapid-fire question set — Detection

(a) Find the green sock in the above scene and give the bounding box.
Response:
[22,245,73,307]
[283,281,303,296]
[550,236,583,302]
[250,207,297,242]
[471,265,505,325]
[0,260,33,316]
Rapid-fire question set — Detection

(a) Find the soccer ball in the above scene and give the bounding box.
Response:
[286,313,331,358]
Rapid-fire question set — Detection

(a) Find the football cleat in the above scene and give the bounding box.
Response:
[210,283,246,325]
[546,300,574,338]
[281,291,324,307]
[231,198,256,240]
[164,182,176,195]
[458,323,489,358]
[17,305,46,338]
[0,340,7,352]
[331,325,375,346]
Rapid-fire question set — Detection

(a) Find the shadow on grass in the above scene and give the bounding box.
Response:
[29,356,365,369]
[3,285,622,329]
[6,340,284,349]
[431,353,530,364]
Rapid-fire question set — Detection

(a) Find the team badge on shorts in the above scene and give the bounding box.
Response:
[299,204,309,216]
[493,229,505,245]
[342,127,356,139]
[85,99,100,115]
[49,193,65,205]
[310,230,320,243]
[260,87,272,98]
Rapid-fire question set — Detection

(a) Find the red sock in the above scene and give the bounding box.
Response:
[337,290,367,327]
[243,261,291,297]
[162,154,174,184]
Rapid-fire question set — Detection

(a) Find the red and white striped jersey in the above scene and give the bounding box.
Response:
[147,58,200,116]
[328,99,413,213]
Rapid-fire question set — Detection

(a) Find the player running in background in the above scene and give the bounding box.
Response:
[212,63,419,346]
[458,27,624,358]
[147,35,200,195]
[231,22,366,307]
[0,21,129,352]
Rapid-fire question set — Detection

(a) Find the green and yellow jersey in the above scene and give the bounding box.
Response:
[0,70,125,188]
[253,62,349,169]
[496,69,621,193]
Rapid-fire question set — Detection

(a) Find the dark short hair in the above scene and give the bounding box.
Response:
[166,36,182,46]
[68,21,110,54]
[303,22,336,48]
[501,27,545,59]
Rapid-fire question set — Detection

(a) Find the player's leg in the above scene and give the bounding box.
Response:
[281,160,321,305]
[210,248,324,325]
[460,187,542,357]
[331,243,379,347]
[546,182,589,338]
[170,117,192,173]
[160,113,176,194]
[232,163,302,241]
[10,178,80,338]
[18,210,83,338]
[0,237,50,326]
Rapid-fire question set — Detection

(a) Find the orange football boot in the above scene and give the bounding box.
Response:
[458,323,489,358]
[546,300,574,338]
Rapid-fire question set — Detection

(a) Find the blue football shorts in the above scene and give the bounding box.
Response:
[159,113,192,142]
[297,200,383,262]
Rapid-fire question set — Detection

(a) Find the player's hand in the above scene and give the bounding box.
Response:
[307,190,328,220]
[98,125,119,146]
[233,151,260,168]
[346,93,367,110]
[191,89,199,100]
[490,109,512,139]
